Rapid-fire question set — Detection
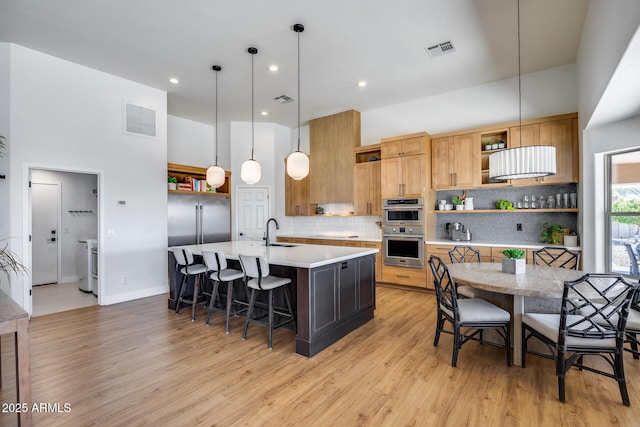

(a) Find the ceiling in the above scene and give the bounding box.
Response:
[0,0,589,128]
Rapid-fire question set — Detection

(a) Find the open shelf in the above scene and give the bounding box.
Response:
[433,208,579,214]
[168,163,231,197]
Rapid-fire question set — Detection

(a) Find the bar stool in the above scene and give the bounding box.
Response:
[239,254,296,350]
[202,251,246,333]
[173,247,208,321]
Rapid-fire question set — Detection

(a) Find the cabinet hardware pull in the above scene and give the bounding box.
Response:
[397,275,410,279]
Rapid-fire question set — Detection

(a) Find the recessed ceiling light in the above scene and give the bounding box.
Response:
[169,77,179,84]
[261,111,268,116]
[357,81,367,87]
[268,65,279,72]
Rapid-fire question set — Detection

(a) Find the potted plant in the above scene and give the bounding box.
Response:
[1,237,28,280]
[168,176,178,190]
[501,248,526,274]
[496,199,515,211]
[540,222,566,244]
[452,191,466,210]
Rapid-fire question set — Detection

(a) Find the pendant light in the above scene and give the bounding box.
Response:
[286,23,310,180]
[489,0,556,182]
[206,65,226,188]
[241,47,261,185]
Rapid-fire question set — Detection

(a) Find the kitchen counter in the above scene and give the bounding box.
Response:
[424,239,581,251]
[167,240,377,357]
[276,233,382,242]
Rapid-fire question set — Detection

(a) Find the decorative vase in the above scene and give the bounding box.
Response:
[502,258,526,275]
[563,235,578,247]
[455,204,464,210]
[464,197,474,210]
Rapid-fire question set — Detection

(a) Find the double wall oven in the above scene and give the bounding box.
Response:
[382,198,424,268]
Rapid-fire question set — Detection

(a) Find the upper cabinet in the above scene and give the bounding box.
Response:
[284,158,311,216]
[353,145,382,216]
[309,110,361,204]
[510,118,577,186]
[431,133,480,190]
[430,112,578,190]
[380,133,429,198]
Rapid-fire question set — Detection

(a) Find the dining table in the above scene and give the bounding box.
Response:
[447,262,585,366]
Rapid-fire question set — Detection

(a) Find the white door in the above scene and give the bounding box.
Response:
[32,182,60,285]
[236,186,269,241]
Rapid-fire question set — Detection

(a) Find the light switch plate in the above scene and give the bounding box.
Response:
[107,229,116,237]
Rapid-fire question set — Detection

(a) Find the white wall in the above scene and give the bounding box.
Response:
[361,64,578,145]
[167,114,231,171]
[577,1,640,271]
[31,169,98,283]
[4,43,168,309]
[0,43,10,294]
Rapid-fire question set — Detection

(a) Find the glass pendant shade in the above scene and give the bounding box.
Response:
[489,145,556,182]
[286,150,309,180]
[241,159,261,185]
[206,165,225,188]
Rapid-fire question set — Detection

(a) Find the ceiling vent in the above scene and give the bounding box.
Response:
[124,102,157,137]
[274,95,295,104]
[425,41,456,58]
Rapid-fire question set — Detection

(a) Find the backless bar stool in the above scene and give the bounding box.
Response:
[173,247,207,321]
[239,254,296,349]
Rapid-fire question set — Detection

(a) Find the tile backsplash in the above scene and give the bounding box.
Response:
[291,215,382,237]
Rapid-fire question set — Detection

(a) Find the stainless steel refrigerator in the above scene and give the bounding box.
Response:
[168,193,231,246]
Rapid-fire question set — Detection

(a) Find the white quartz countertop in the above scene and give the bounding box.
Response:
[276,233,382,242]
[169,240,378,269]
[424,239,581,251]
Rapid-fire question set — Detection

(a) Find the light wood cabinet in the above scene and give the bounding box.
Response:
[381,264,427,288]
[431,133,480,190]
[353,145,382,216]
[309,110,360,204]
[380,133,429,199]
[510,118,576,186]
[479,129,510,187]
[284,158,311,216]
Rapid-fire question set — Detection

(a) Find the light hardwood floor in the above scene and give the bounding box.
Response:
[2,286,640,426]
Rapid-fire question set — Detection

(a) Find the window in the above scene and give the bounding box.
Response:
[607,150,640,277]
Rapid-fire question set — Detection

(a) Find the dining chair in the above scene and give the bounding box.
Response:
[239,254,296,350]
[173,247,208,321]
[201,251,246,333]
[532,246,580,270]
[448,245,481,298]
[624,243,640,276]
[522,273,639,405]
[428,255,511,368]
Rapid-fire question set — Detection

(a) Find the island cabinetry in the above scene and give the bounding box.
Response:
[510,118,576,186]
[296,255,376,356]
[361,241,382,280]
[309,110,360,204]
[431,133,480,190]
[380,133,429,198]
[284,158,311,216]
[353,145,382,216]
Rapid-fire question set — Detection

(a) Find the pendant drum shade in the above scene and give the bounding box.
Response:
[206,165,225,188]
[241,159,261,185]
[286,150,310,180]
[489,145,556,182]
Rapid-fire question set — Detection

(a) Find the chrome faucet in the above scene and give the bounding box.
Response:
[265,218,279,246]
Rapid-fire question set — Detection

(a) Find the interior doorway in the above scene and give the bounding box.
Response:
[236,186,270,241]
[30,169,99,316]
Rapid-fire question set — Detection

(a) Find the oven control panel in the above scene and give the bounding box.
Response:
[383,225,423,235]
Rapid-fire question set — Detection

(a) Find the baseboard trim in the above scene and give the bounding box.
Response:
[101,286,169,306]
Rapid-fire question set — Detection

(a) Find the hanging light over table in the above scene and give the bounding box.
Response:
[206,65,226,188]
[286,23,310,180]
[489,0,556,182]
[241,47,261,185]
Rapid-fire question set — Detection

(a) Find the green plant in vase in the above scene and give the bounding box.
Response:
[502,248,525,259]
[540,223,566,244]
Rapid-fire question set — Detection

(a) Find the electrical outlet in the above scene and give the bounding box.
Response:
[517,223,522,231]
[122,276,128,286]
[107,229,116,237]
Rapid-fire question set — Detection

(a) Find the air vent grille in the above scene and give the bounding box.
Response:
[274,95,295,104]
[124,102,157,137]
[425,41,456,58]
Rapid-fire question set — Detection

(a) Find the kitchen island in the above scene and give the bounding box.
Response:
[167,241,377,357]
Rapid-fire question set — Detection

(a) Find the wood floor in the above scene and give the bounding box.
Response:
[2,286,640,426]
